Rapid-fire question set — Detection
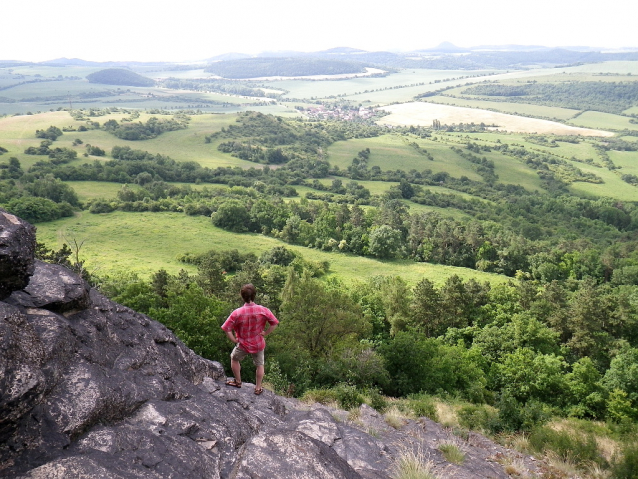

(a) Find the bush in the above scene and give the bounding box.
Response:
[365,389,388,413]
[265,360,290,396]
[89,199,116,214]
[407,394,438,421]
[612,442,638,479]
[528,426,604,467]
[334,383,365,410]
[492,392,550,433]
[301,388,339,406]
[457,404,498,431]
[438,443,465,464]
[5,196,72,223]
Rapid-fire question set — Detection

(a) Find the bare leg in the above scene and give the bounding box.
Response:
[255,365,264,390]
[231,358,241,384]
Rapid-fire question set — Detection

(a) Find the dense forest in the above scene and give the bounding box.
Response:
[462,81,638,114]
[86,68,156,87]
[204,57,369,78]
[159,78,276,98]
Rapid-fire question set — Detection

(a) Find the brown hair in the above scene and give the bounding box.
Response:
[240,283,256,303]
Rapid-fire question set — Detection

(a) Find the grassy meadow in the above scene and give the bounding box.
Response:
[34,211,506,286]
[568,111,638,131]
[425,95,580,121]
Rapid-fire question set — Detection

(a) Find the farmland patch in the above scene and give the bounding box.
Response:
[378,102,614,136]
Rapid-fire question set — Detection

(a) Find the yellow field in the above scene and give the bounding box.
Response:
[378,102,614,137]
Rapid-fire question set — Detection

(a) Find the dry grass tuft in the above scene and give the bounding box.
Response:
[544,450,580,478]
[434,401,459,428]
[595,435,619,464]
[385,406,409,429]
[499,433,531,454]
[438,442,465,465]
[392,449,438,479]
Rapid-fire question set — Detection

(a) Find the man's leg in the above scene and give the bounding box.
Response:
[254,349,265,391]
[255,365,264,390]
[231,358,241,384]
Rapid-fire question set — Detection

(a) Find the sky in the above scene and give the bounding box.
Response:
[2,0,637,63]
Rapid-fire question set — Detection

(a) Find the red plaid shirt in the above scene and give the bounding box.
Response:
[221,302,279,353]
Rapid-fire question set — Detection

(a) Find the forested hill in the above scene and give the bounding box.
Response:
[462,81,638,114]
[204,57,369,78]
[86,68,156,87]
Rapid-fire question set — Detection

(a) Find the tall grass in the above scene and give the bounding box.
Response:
[392,449,437,479]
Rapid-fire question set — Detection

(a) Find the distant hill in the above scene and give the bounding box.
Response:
[204,57,368,79]
[318,47,368,54]
[420,42,470,53]
[205,52,252,62]
[86,68,155,87]
[44,58,104,66]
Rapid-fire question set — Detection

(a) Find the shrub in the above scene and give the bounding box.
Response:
[385,406,408,429]
[528,426,604,468]
[493,392,550,433]
[301,388,339,406]
[407,394,438,421]
[611,442,638,479]
[438,443,465,465]
[334,383,365,410]
[457,404,498,432]
[89,199,116,214]
[365,389,388,413]
[5,196,72,223]
[265,360,290,396]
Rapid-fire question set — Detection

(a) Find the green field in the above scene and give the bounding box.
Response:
[265,69,502,103]
[608,150,638,175]
[328,134,484,181]
[568,111,638,131]
[424,95,580,121]
[34,211,506,286]
[566,159,638,201]
[0,111,276,170]
[562,61,638,75]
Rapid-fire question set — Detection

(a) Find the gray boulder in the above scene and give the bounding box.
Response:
[0,209,36,300]
[7,260,91,313]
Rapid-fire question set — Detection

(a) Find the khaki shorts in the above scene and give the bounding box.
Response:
[231,344,265,367]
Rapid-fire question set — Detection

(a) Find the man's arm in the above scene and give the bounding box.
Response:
[261,323,278,337]
[225,330,238,343]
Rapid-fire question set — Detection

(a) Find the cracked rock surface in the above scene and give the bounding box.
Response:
[0,213,545,478]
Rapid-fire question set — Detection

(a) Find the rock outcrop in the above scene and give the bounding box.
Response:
[0,210,544,478]
[0,210,36,300]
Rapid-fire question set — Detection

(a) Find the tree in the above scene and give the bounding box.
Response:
[398,179,414,199]
[603,346,638,406]
[368,225,403,259]
[409,277,441,336]
[149,283,230,365]
[211,199,250,232]
[276,271,368,360]
[490,347,566,406]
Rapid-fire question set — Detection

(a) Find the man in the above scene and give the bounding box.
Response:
[221,283,279,395]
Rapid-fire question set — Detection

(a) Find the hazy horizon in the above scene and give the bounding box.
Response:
[3,0,637,64]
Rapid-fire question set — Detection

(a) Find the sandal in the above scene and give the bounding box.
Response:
[226,379,242,388]
[254,387,263,395]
